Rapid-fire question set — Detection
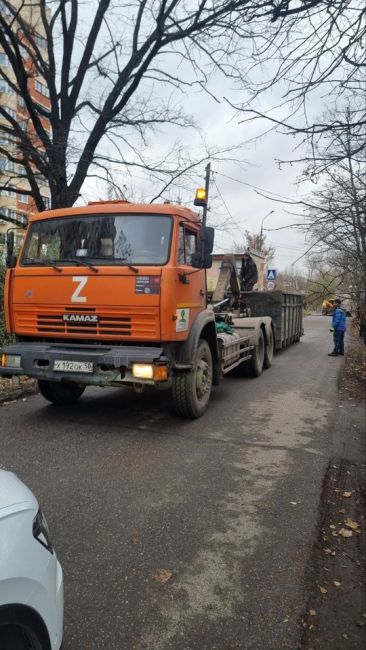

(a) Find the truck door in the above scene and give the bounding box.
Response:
[174,222,206,336]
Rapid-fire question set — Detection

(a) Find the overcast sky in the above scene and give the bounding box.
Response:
[75,6,330,274]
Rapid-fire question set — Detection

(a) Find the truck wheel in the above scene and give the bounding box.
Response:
[38,380,85,405]
[172,339,213,418]
[263,327,274,369]
[243,330,265,377]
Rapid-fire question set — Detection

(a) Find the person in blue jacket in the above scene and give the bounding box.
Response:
[328,298,346,356]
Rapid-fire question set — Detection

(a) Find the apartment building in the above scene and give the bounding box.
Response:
[0,0,51,251]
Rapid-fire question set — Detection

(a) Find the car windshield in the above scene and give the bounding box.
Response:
[21,214,172,266]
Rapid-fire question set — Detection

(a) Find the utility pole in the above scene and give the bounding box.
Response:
[202,162,211,228]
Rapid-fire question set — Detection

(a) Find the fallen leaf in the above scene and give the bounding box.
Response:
[345,517,359,530]
[331,531,338,537]
[331,551,336,556]
[309,609,317,616]
[153,569,173,583]
[324,548,332,554]
[338,508,345,513]
[329,524,336,530]
[319,586,328,594]
[338,527,353,538]
[290,501,297,505]
[342,491,352,497]
[334,581,342,587]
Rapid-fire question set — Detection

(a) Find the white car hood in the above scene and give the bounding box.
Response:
[0,469,37,518]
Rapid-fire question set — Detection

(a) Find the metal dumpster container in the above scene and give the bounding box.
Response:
[242,290,304,350]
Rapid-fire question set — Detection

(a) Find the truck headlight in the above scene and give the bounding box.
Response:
[132,363,168,381]
[33,509,53,553]
[132,363,154,379]
[1,353,22,368]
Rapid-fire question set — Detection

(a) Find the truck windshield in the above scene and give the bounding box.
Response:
[21,214,172,266]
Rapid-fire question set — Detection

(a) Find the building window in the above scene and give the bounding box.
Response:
[0,133,16,145]
[4,107,16,120]
[19,119,28,132]
[18,192,29,204]
[18,212,28,224]
[0,79,15,94]
[1,187,17,198]
[42,195,51,209]
[18,96,26,108]
[35,80,50,98]
[0,52,9,66]
[35,33,47,51]
[0,1,12,18]
[1,208,17,221]
[0,157,16,172]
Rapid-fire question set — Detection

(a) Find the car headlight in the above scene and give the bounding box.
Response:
[33,509,53,553]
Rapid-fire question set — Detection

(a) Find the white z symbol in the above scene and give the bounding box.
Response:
[71,276,88,303]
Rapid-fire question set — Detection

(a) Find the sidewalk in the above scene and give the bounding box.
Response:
[301,327,366,649]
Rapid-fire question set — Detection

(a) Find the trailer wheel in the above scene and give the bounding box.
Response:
[243,330,265,377]
[263,327,274,369]
[38,380,85,405]
[172,339,213,418]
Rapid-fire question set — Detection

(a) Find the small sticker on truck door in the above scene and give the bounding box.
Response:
[176,308,190,331]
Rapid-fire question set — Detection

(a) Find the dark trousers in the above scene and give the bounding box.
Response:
[333,329,345,354]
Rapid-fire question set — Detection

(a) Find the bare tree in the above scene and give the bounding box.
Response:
[2,0,364,215]
[226,1,366,164]
[234,230,275,261]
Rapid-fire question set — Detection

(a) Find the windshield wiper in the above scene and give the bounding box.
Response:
[59,257,99,272]
[23,259,62,272]
[86,257,139,273]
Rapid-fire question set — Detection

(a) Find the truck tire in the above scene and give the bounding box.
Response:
[241,330,265,377]
[0,626,29,650]
[38,380,85,405]
[263,327,274,369]
[172,339,213,418]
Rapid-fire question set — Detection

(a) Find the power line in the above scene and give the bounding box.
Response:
[212,175,247,240]
[215,171,298,204]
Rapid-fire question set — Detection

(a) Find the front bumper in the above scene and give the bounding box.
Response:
[0,341,168,386]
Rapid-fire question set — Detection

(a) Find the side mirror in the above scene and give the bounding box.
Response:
[191,227,215,269]
[6,231,14,255]
[6,231,17,268]
[200,226,214,255]
[191,252,212,269]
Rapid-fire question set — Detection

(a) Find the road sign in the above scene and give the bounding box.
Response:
[267,269,277,281]
[267,281,276,290]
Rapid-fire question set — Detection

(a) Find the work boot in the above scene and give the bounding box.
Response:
[328,352,339,356]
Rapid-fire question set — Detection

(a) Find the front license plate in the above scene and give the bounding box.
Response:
[53,360,93,373]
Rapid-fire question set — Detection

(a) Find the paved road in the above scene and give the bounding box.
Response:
[0,316,360,649]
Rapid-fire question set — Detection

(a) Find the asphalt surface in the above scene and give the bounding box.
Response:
[1,315,364,650]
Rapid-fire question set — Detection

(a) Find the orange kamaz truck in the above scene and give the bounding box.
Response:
[0,196,302,418]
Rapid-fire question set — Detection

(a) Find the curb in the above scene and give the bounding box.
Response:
[0,382,38,405]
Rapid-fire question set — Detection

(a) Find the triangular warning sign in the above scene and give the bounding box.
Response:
[267,270,275,280]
